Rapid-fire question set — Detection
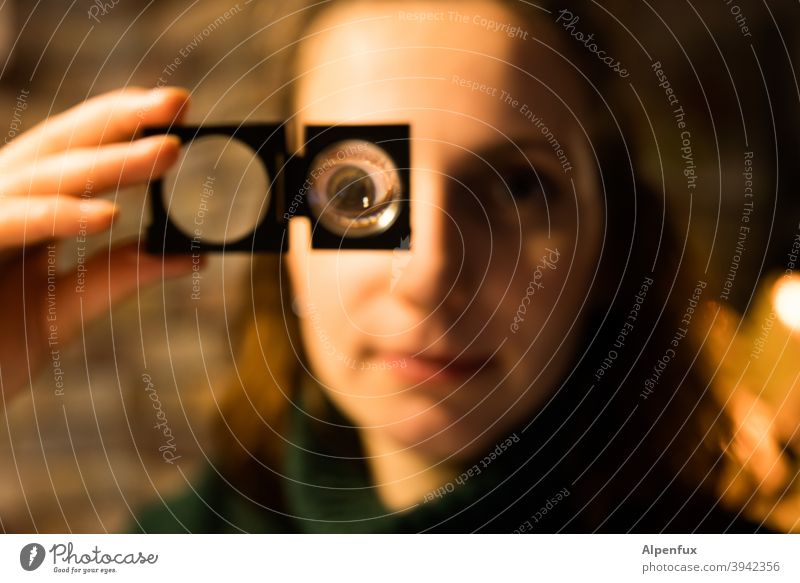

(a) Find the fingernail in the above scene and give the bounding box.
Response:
[146,87,188,110]
[175,95,190,124]
[164,134,182,148]
[81,199,116,215]
[143,133,182,148]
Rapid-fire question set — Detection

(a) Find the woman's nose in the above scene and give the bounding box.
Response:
[390,168,484,315]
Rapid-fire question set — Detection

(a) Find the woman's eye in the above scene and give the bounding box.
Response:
[494,167,554,203]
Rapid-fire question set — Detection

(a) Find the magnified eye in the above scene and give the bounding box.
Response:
[306,140,403,238]
[327,166,374,212]
[499,167,553,202]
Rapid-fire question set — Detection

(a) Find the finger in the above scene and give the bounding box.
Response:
[0,134,181,197]
[55,242,201,341]
[0,195,117,249]
[0,87,189,165]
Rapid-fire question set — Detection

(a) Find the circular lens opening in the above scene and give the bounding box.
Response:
[163,136,269,245]
[306,139,402,238]
[328,166,375,215]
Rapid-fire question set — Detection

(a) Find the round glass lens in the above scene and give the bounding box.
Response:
[306,140,402,238]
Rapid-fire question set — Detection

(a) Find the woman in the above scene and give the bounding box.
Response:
[0,0,793,532]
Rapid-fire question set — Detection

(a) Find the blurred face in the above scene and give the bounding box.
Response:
[286,0,602,461]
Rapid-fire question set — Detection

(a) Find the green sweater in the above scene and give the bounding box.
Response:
[131,372,777,534]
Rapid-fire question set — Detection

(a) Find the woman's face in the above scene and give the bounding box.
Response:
[286,0,602,460]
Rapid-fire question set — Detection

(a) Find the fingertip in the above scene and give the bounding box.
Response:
[83,199,119,233]
[159,86,190,103]
[153,133,183,156]
[145,87,191,124]
[172,90,191,124]
[81,198,118,218]
[157,135,183,173]
[136,133,183,172]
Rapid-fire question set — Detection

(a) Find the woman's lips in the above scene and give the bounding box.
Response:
[370,351,495,383]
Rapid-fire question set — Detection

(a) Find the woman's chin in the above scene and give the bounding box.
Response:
[370,394,493,460]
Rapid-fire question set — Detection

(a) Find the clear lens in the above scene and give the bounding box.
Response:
[163,136,269,244]
[306,140,402,238]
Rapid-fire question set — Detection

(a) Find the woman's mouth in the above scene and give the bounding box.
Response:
[371,351,496,383]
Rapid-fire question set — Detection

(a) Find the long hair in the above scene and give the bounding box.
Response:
[213,0,788,529]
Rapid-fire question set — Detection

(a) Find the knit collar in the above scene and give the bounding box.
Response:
[282,371,572,533]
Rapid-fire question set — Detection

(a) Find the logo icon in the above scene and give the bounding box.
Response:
[390,235,412,292]
[20,543,46,571]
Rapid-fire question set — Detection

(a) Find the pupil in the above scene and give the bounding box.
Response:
[327,166,375,214]
[508,170,537,199]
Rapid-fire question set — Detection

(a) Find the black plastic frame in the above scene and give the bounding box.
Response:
[144,123,411,254]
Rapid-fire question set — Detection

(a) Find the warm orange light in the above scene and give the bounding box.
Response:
[773,275,800,330]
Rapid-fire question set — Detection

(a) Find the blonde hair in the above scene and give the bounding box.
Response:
[215,255,303,503]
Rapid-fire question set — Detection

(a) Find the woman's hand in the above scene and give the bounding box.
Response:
[0,87,195,406]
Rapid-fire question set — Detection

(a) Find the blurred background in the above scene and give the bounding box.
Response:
[0,0,306,532]
[0,0,798,532]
